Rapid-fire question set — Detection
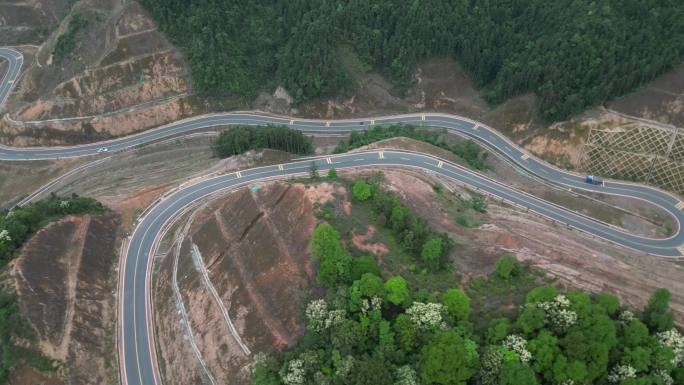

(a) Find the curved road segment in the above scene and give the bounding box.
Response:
[2,48,684,385]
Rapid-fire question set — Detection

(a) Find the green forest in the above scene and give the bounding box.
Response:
[212,125,313,158]
[252,225,684,385]
[140,0,684,121]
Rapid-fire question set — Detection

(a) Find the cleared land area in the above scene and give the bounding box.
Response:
[10,213,120,385]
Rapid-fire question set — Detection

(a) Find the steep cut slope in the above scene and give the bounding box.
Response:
[154,183,330,384]
[12,213,120,384]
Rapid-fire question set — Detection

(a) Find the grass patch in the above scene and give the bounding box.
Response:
[434,187,488,228]
[465,265,550,336]
[53,14,88,62]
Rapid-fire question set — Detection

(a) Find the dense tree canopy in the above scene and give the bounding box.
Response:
[212,125,313,158]
[253,232,684,385]
[142,0,684,121]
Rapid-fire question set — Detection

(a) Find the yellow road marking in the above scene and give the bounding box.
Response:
[678,246,684,256]
[278,164,284,171]
[676,201,684,210]
[421,114,426,121]
[378,151,384,159]
[437,161,444,168]
[473,125,479,130]
[371,119,375,125]
[289,120,294,125]
[326,157,332,164]
[236,171,242,178]
[521,153,530,160]
[326,121,331,127]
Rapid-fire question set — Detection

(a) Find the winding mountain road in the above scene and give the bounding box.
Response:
[2,47,684,385]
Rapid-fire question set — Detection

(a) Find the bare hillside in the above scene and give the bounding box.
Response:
[0,0,195,146]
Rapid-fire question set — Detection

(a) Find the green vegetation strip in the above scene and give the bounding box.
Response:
[334,124,489,170]
[140,0,684,120]
[212,125,313,158]
[250,178,684,385]
[0,194,106,381]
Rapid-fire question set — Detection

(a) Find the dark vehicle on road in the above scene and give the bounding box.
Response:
[585,175,604,185]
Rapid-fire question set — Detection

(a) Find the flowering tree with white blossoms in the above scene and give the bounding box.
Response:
[535,294,578,333]
[502,334,532,364]
[395,365,419,385]
[653,369,674,385]
[406,302,445,331]
[618,310,635,324]
[657,328,684,367]
[281,359,305,385]
[305,299,328,332]
[305,299,347,332]
[361,296,382,314]
[607,364,636,383]
[0,229,10,243]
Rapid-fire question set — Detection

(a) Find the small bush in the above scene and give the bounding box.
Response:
[352,181,372,201]
[495,255,521,280]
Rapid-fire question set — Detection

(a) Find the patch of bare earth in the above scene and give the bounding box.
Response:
[351,225,389,256]
[608,63,684,127]
[11,213,121,384]
[155,182,323,385]
[0,0,204,146]
[345,168,684,324]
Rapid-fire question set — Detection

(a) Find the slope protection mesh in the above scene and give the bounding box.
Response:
[580,123,684,194]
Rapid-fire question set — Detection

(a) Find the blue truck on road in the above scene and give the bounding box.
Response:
[585,175,604,186]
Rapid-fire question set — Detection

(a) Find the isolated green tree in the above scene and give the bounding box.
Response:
[358,273,384,298]
[310,223,342,260]
[350,255,381,280]
[316,250,352,288]
[420,330,479,385]
[642,288,674,332]
[499,360,538,385]
[309,161,320,179]
[394,313,418,352]
[349,354,393,385]
[495,254,520,280]
[442,289,470,322]
[421,237,443,271]
[352,180,372,201]
[485,318,511,345]
[385,276,410,306]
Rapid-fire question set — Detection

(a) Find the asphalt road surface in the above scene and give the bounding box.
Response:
[3,48,684,385]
